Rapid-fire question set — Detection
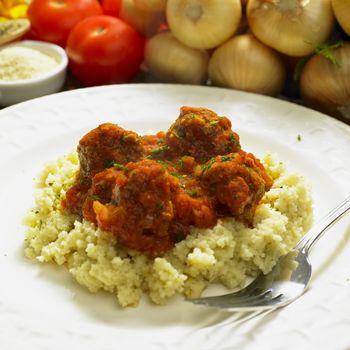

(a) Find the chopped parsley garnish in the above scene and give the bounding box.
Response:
[169,171,181,178]
[105,161,127,170]
[156,202,164,210]
[229,133,238,145]
[87,195,101,201]
[297,134,302,141]
[248,182,255,190]
[210,120,219,125]
[156,160,168,170]
[112,162,126,171]
[174,131,185,139]
[186,190,199,198]
[176,158,184,168]
[79,177,89,186]
[151,148,163,155]
[201,158,215,173]
[148,146,167,159]
[105,160,115,168]
[120,135,128,144]
[221,155,233,162]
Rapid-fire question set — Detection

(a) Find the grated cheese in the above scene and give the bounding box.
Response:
[0,46,58,81]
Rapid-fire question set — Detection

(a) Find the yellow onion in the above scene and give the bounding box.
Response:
[119,0,164,37]
[144,32,209,84]
[134,0,167,12]
[332,0,350,35]
[247,0,335,57]
[208,34,286,96]
[166,0,241,49]
[300,42,350,122]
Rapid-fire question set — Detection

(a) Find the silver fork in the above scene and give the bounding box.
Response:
[187,195,350,311]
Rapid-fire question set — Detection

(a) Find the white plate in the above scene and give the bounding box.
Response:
[0,84,350,350]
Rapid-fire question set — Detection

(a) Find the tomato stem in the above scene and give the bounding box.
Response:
[95,27,106,35]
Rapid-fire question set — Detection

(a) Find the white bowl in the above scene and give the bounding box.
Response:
[0,40,68,107]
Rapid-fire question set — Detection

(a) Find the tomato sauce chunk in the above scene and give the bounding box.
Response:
[63,107,273,257]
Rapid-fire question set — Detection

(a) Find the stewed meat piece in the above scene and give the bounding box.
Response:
[197,151,273,225]
[165,106,241,162]
[77,123,143,185]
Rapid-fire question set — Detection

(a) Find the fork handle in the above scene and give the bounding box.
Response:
[296,195,350,254]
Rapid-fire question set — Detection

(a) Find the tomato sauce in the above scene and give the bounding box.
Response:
[62,107,273,257]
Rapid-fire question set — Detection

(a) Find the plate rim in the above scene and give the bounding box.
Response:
[1,83,350,350]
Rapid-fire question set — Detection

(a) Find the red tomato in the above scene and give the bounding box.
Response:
[27,0,103,47]
[102,0,122,17]
[66,15,144,86]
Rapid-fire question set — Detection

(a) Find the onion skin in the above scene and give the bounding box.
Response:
[332,0,350,36]
[208,34,286,96]
[300,43,350,122]
[134,0,167,12]
[120,0,164,37]
[144,32,209,84]
[166,0,242,49]
[247,0,336,57]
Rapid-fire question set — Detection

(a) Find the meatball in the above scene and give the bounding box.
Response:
[173,188,216,228]
[165,106,241,162]
[77,123,143,185]
[92,159,180,257]
[198,151,273,225]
